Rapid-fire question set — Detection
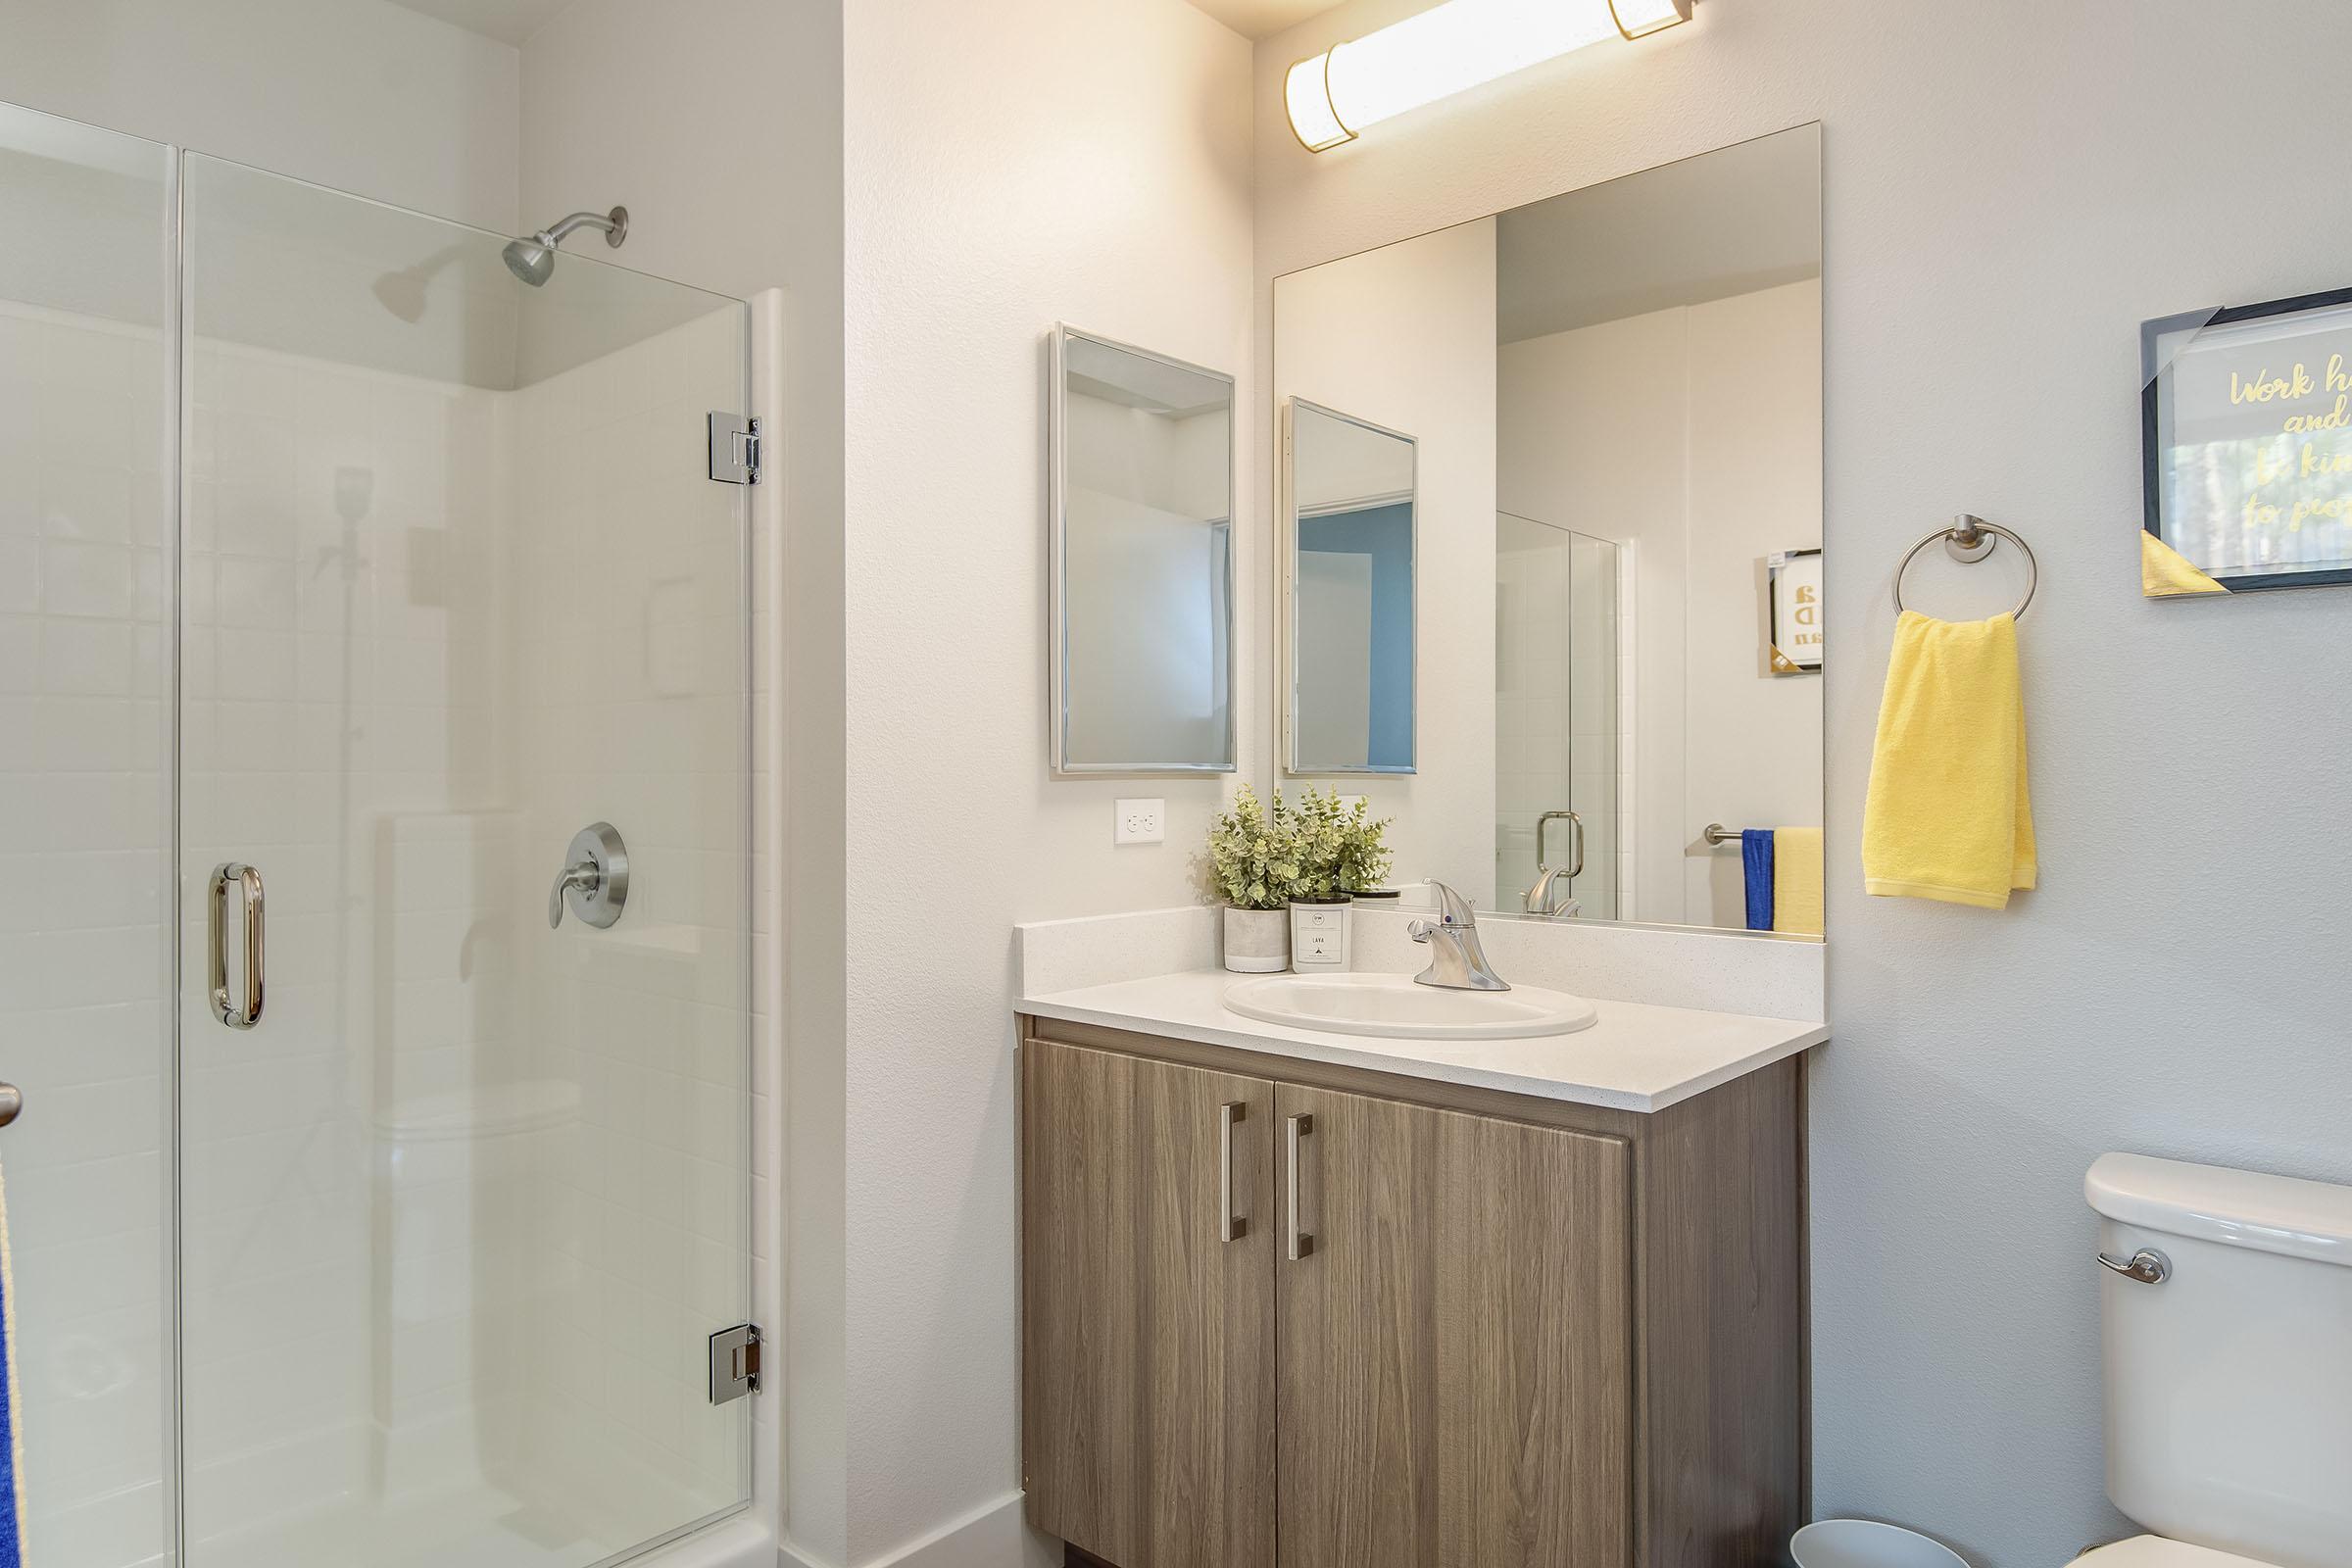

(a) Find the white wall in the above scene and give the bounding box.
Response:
[837,0,1254,1559]
[1273,218,1496,895]
[1498,278,1823,928]
[0,0,519,232]
[1679,280,1822,922]
[1256,3,2352,1564]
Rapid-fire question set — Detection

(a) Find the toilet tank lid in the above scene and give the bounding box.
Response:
[2087,1153,2352,1267]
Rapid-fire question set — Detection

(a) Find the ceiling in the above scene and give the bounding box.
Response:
[1184,0,1348,39]
[395,0,1347,47]
[383,0,575,46]
[1496,126,1822,343]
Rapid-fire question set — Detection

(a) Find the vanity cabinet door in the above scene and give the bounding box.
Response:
[1020,1038,1278,1568]
[1275,1084,1633,1568]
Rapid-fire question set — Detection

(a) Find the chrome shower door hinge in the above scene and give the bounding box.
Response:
[709,1322,762,1404]
[708,412,761,485]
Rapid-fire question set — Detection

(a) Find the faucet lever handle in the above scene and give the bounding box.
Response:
[549,861,597,928]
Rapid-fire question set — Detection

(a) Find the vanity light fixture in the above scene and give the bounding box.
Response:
[1285,0,1691,152]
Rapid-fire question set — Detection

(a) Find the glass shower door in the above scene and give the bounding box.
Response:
[0,99,177,1568]
[1494,512,1621,919]
[177,153,753,1567]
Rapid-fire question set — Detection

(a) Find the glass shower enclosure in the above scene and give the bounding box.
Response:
[2,101,758,1568]
[1494,511,1622,920]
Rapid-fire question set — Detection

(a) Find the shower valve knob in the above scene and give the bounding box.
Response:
[548,822,629,930]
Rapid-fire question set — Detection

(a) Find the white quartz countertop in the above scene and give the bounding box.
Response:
[1020,968,1830,1114]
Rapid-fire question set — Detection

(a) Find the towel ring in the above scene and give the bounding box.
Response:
[1893,514,2037,620]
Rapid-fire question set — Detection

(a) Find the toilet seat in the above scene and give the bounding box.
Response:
[2069,1537,2278,1568]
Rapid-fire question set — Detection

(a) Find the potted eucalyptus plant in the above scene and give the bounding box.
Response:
[1207,785,1395,973]
[1206,784,1300,972]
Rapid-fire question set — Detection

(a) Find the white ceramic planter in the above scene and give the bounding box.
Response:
[1222,906,1290,973]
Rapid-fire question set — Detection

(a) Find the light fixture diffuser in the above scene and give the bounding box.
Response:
[1286,0,1692,153]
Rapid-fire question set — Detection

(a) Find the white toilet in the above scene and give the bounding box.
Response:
[2074,1153,2352,1568]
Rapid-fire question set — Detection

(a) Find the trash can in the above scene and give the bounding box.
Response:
[1791,1520,1969,1568]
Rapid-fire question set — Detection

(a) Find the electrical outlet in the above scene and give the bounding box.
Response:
[1113,798,1165,845]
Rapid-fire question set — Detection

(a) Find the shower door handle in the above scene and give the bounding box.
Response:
[209,862,265,1030]
[1536,809,1584,878]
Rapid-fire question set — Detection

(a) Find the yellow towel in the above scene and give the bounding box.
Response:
[1863,611,2036,908]
[1772,827,1823,935]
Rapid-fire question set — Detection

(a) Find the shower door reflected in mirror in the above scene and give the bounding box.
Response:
[1495,514,1620,921]
[178,153,753,1567]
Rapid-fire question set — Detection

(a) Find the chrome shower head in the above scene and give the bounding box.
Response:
[501,236,556,286]
[502,205,628,287]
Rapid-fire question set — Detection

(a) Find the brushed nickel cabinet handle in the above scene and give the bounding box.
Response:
[1286,1112,1315,1261]
[0,1083,21,1128]
[1219,1101,1248,1242]
[209,861,265,1030]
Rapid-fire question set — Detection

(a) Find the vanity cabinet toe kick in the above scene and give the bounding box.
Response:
[1016,1013,1807,1568]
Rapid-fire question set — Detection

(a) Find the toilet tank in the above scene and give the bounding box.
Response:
[2086,1153,2352,1568]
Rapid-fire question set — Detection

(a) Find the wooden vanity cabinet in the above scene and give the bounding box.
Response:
[1019,1038,1279,1567]
[1273,1080,1631,1568]
[1019,1017,1807,1568]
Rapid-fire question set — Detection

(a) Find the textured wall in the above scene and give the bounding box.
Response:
[1252,1,2352,1563]
[839,0,1255,1559]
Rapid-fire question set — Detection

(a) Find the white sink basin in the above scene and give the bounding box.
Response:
[1222,972,1598,1041]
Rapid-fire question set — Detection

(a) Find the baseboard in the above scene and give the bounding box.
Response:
[781,1494,1054,1568]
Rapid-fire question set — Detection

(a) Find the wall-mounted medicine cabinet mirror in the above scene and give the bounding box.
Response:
[1283,398,1418,774]
[1271,123,1823,936]
[1050,324,1237,774]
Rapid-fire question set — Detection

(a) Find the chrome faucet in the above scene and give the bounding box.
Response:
[1408,880,1509,991]
[1525,865,1582,919]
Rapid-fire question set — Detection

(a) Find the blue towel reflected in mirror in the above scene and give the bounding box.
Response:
[1741,829,1777,932]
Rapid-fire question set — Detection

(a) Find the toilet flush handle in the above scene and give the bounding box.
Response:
[2096,1248,2171,1285]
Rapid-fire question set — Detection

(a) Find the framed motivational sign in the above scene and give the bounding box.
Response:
[2142,286,2352,597]
[1767,548,1822,672]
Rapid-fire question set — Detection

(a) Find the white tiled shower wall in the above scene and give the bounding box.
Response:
[4,292,767,1568]
[0,300,174,1568]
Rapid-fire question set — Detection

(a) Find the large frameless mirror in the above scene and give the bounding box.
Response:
[1271,123,1823,937]
[1283,398,1418,775]
[1050,324,1236,774]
